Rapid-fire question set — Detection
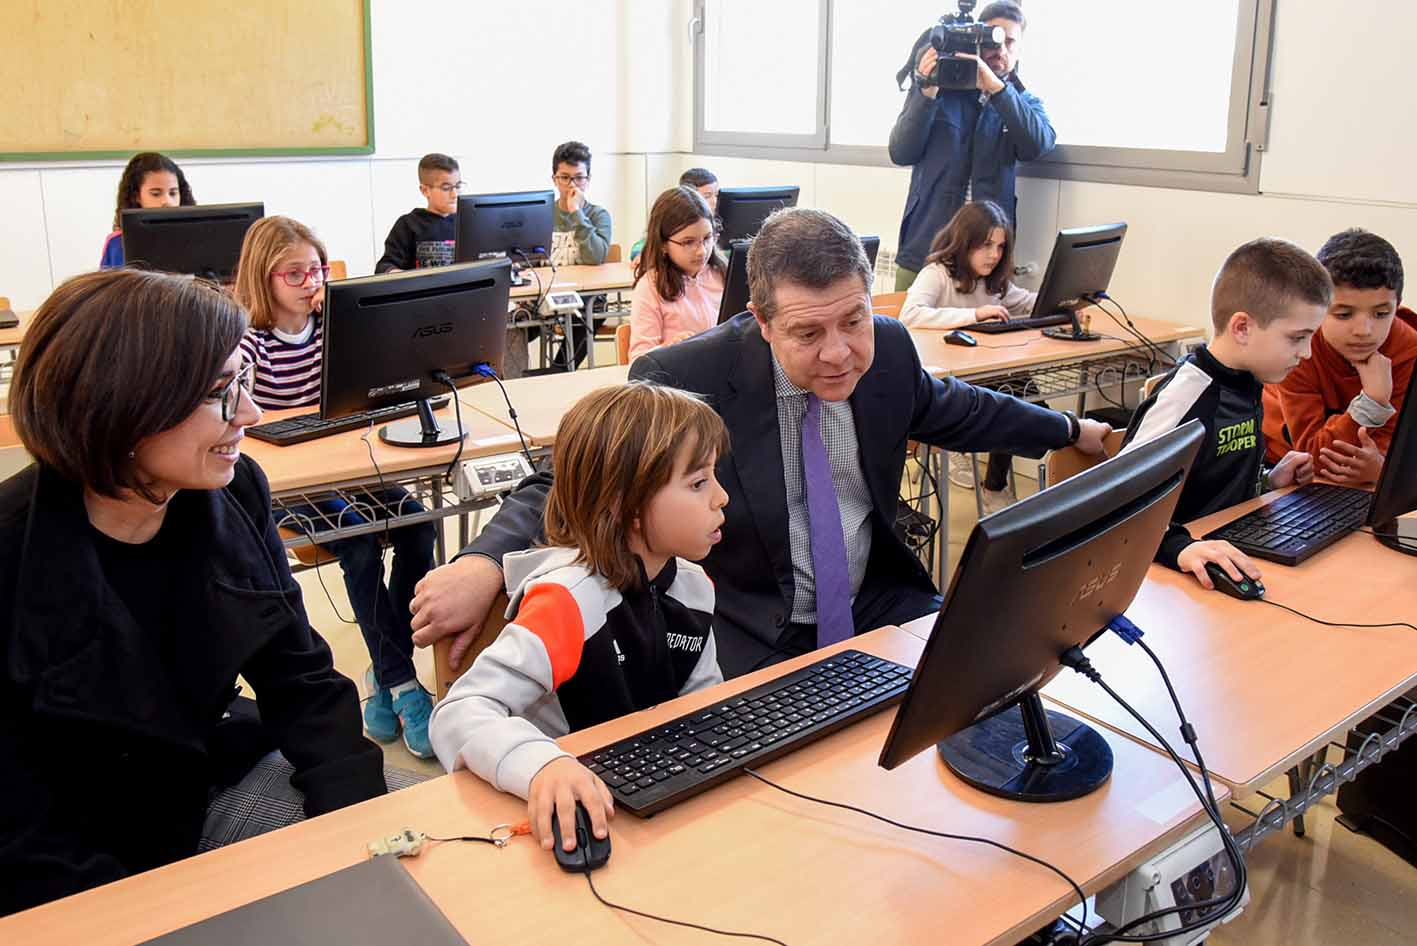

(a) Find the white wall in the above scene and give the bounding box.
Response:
[0,0,694,311]
[664,2,1417,326]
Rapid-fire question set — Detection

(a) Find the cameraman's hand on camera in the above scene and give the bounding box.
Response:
[914,47,940,99]
[953,52,1005,95]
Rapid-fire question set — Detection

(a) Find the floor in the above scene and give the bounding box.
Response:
[297,453,1417,945]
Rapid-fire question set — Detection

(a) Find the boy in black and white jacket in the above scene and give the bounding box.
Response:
[428,382,730,856]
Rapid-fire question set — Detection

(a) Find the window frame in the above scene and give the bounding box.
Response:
[691,0,1278,195]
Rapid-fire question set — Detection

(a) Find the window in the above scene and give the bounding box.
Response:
[693,0,1276,192]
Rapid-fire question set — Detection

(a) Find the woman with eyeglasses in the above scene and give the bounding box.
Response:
[233,216,439,761]
[626,186,728,363]
[0,269,389,916]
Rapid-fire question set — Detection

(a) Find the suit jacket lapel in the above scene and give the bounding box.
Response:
[721,321,794,607]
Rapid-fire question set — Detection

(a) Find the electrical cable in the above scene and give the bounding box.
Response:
[740,768,1093,939]
[1090,293,1176,367]
[474,363,536,467]
[1358,526,1417,551]
[1257,597,1416,632]
[432,371,464,485]
[582,868,791,946]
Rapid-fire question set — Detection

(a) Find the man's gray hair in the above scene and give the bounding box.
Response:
[747,208,873,321]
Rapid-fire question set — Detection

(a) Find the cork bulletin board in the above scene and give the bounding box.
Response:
[1,0,373,160]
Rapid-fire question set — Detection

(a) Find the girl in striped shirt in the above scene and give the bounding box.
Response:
[233,216,438,759]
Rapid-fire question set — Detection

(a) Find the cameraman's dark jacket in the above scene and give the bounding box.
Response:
[888,77,1056,273]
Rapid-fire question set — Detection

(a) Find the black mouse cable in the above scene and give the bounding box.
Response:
[740,768,1095,940]
[1256,597,1417,632]
[581,868,792,946]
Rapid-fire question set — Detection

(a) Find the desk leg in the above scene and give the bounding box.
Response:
[582,296,597,369]
[934,447,949,588]
[430,481,447,566]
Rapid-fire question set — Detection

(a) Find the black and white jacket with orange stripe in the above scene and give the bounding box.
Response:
[428,546,722,798]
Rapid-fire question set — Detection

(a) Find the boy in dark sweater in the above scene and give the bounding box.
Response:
[1121,238,1332,589]
[375,153,461,273]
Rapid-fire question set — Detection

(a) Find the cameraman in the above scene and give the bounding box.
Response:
[888,2,1055,291]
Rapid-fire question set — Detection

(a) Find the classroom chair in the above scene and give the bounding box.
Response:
[0,296,10,312]
[328,260,348,281]
[605,243,623,264]
[616,323,632,365]
[871,291,906,318]
[1039,428,1128,489]
[432,592,511,699]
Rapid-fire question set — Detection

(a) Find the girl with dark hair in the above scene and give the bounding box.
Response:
[902,200,1038,511]
[99,152,197,268]
[628,186,727,362]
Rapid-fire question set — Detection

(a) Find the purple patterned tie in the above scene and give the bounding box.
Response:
[801,394,854,648]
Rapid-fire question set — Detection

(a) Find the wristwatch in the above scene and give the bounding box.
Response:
[1061,410,1081,445]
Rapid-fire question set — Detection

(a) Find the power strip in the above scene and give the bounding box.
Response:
[452,452,535,502]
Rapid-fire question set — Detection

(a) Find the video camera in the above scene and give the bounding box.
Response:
[925,1,1004,92]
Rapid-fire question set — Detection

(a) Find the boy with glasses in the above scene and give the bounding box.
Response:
[550,140,612,268]
[375,153,462,273]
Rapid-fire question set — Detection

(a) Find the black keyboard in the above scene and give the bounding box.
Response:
[580,649,913,817]
[246,396,450,446]
[1204,483,1371,565]
[969,313,1072,334]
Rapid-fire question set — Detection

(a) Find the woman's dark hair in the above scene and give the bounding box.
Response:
[924,200,1015,297]
[10,269,248,502]
[634,186,726,303]
[1316,228,1404,303]
[111,152,195,230]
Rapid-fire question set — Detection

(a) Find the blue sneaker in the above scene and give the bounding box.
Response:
[391,684,435,759]
[363,668,400,743]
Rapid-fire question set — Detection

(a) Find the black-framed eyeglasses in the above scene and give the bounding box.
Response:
[553,174,590,186]
[430,181,465,194]
[212,362,255,422]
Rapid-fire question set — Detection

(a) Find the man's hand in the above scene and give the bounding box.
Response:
[953,52,1005,95]
[1318,428,1384,485]
[1073,419,1113,456]
[528,757,614,853]
[975,304,1009,323]
[915,46,940,99]
[1269,450,1315,489]
[409,554,505,670]
[1177,540,1261,590]
[1352,350,1394,407]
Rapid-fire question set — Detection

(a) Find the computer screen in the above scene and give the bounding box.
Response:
[878,420,1205,802]
[1366,379,1417,549]
[716,186,800,244]
[121,203,264,281]
[1033,222,1128,319]
[321,260,511,447]
[717,234,880,325]
[453,191,554,266]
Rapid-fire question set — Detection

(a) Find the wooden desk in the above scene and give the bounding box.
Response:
[0,311,27,352]
[457,364,630,447]
[0,627,1223,946]
[507,263,636,370]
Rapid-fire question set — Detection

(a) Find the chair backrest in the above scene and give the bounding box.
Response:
[616,322,632,365]
[1043,428,1128,488]
[328,260,348,281]
[433,592,511,700]
[1141,373,1167,401]
[0,296,11,312]
[872,291,907,318]
[606,243,623,264]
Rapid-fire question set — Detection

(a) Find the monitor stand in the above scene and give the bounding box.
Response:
[378,397,469,448]
[1041,311,1100,343]
[1372,517,1417,557]
[509,264,530,287]
[937,691,1113,802]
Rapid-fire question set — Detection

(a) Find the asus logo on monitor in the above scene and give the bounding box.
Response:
[499,217,524,230]
[1073,562,1123,604]
[411,322,453,338]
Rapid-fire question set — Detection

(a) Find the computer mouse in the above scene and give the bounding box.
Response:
[945,330,977,347]
[550,801,611,873]
[1204,562,1264,600]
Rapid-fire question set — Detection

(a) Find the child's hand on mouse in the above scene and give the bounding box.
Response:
[1177,540,1260,589]
[975,305,1009,323]
[528,756,614,853]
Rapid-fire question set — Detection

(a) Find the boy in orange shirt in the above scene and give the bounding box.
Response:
[1263,229,1417,484]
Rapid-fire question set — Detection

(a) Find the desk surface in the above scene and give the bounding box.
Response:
[458,364,630,446]
[508,262,635,300]
[897,491,1417,794]
[1,627,1223,946]
[242,398,529,495]
[911,315,1204,379]
[0,310,29,348]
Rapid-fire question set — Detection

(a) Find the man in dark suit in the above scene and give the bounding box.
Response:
[411,209,1110,677]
